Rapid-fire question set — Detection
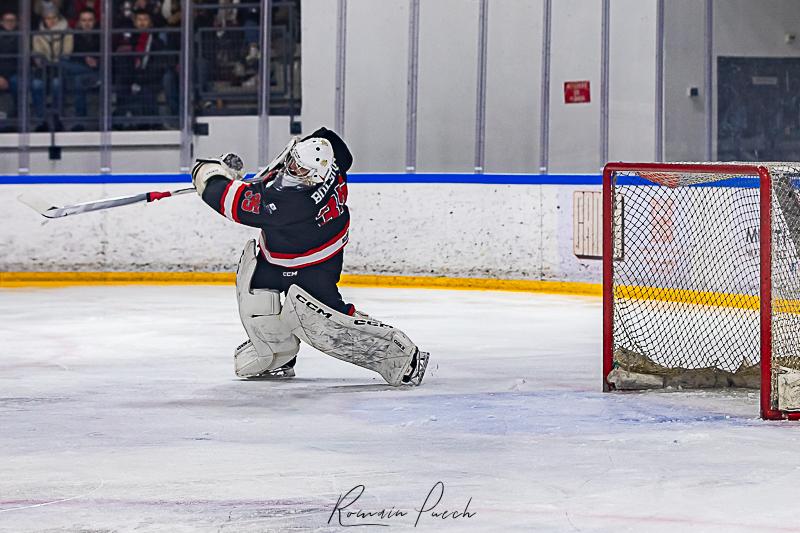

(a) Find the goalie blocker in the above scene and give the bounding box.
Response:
[235,239,429,386]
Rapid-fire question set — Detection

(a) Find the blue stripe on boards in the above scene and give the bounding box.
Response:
[0,172,762,187]
[0,173,600,185]
[0,174,192,184]
[347,173,602,185]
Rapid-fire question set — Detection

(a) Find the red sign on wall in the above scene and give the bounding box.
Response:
[564,81,591,104]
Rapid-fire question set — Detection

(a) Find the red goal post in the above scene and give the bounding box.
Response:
[602,162,800,420]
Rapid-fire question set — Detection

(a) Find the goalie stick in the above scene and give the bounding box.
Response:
[17,187,196,219]
[16,141,300,220]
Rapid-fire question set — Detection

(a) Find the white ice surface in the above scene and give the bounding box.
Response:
[2,286,800,532]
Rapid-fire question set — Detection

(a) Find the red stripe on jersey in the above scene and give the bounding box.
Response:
[219,180,235,218]
[267,223,350,259]
[285,248,344,268]
[257,238,345,269]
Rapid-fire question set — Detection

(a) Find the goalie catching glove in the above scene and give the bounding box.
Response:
[191,153,245,195]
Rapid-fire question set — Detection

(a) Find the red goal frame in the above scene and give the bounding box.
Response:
[602,162,800,420]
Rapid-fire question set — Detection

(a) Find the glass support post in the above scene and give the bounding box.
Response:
[600,0,610,167]
[100,0,112,173]
[179,0,193,172]
[258,0,273,165]
[473,0,488,174]
[655,0,664,162]
[405,0,420,173]
[704,0,713,161]
[334,0,347,136]
[17,1,30,174]
[538,0,551,175]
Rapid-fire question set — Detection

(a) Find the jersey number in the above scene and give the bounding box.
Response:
[316,181,348,226]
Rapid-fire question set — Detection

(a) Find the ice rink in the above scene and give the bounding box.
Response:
[2,285,800,532]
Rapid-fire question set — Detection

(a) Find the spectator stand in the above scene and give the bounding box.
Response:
[0,0,301,172]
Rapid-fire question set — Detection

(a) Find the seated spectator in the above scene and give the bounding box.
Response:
[0,11,18,124]
[32,5,72,126]
[69,0,101,27]
[160,0,181,118]
[211,0,252,88]
[161,0,180,27]
[239,4,259,50]
[114,1,164,33]
[33,6,73,63]
[214,0,239,30]
[114,1,134,30]
[114,8,167,127]
[33,0,66,28]
[61,7,99,124]
[131,0,166,28]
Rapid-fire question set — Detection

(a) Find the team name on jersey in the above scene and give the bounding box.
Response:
[311,162,341,204]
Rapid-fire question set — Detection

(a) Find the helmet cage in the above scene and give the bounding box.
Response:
[283,141,333,186]
[285,152,315,180]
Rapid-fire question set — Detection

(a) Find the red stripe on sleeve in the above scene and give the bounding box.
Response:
[231,183,246,224]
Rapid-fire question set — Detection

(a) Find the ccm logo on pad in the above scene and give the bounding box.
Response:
[354,319,393,329]
[296,294,333,319]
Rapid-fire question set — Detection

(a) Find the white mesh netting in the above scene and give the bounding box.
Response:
[608,163,800,403]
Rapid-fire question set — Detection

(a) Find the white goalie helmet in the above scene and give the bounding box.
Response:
[284,137,335,186]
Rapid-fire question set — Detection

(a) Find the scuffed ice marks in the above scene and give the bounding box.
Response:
[0,497,332,532]
[0,397,72,409]
[348,391,761,438]
[214,498,333,530]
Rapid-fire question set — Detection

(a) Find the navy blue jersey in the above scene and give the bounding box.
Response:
[202,128,353,269]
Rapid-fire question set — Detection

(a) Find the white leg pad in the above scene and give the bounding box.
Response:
[279,284,417,386]
[235,240,299,377]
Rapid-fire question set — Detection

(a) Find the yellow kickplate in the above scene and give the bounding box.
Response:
[0,271,601,295]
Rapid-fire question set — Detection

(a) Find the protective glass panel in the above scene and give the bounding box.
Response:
[192,1,300,117]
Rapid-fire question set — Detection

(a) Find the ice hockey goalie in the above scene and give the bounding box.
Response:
[191,127,429,386]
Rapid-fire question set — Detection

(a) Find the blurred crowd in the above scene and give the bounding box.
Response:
[0,0,283,131]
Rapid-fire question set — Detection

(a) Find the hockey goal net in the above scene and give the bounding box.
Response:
[603,162,800,419]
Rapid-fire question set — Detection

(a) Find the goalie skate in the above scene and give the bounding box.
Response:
[402,349,429,386]
[235,340,296,379]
